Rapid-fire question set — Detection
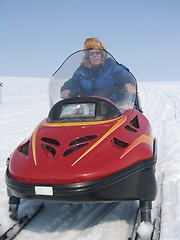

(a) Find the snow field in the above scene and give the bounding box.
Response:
[0,77,180,239]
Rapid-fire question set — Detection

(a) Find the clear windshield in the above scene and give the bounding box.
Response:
[49,50,137,114]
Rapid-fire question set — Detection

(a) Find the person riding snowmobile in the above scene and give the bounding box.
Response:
[60,37,136,104]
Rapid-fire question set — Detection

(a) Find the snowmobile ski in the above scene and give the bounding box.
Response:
[128,173,164,240]
[128,205,155,240]
[0,202,44,240]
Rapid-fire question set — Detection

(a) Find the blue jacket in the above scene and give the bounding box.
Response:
[61,58,135,103]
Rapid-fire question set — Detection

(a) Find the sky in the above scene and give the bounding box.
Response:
[0,0,180,81]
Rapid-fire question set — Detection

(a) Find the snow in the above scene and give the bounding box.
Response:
[0,76,180,239]
[137,221,153,239]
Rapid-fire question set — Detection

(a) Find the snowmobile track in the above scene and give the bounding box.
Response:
[7,201,140,240]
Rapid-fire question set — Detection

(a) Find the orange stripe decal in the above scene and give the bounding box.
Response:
[71,116,127,166]
[32,127,38,165]
[120,134,152,159]
[43,117,122,127]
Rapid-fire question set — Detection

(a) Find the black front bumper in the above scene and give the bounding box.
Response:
[6,152,157,203]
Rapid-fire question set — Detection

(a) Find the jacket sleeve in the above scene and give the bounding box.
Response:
[112,65,135,88]
[60,74,81,97]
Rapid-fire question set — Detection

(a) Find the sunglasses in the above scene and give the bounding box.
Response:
[89,50,102,57]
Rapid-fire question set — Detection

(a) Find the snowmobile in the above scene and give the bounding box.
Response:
[5,49,157,223]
